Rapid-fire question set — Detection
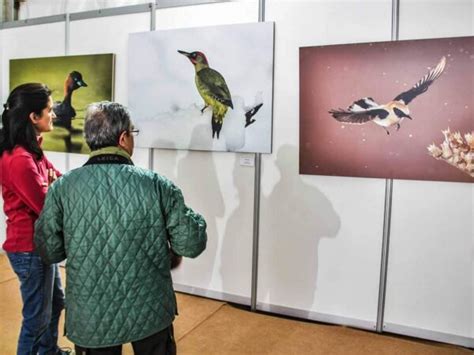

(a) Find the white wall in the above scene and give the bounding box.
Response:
[18,0,151,19]
[257,0,392,330]
[383,0,473,347]
[67,12,151,170]
[152,1,259,302]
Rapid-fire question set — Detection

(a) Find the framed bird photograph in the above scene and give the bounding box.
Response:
[128,22,274,153]
[299,36,473,183]
[9,54,115,154]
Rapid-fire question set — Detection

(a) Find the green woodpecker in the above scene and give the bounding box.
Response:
[178,50,233,139]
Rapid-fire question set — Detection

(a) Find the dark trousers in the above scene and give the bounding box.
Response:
[74,325,176,355]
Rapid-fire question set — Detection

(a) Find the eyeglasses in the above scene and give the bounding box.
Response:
[128,129,140,136]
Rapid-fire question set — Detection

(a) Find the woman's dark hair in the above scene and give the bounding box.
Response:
[0,83,52,160]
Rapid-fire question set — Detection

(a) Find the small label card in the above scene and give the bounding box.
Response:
[239,155,255,167]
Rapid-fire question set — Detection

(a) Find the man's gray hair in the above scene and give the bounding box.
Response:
[84,101,131,151]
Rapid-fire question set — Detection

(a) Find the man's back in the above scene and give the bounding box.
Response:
[35,162,207,348]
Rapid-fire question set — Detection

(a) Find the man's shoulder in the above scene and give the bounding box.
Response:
[55,164,172,185]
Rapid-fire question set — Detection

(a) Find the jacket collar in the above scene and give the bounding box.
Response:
[84,146,134,166]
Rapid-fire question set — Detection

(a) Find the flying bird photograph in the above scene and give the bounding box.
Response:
[299,36,473,183]
[9,54,115,154]
[329,56,446,135]
[128,22,274,153]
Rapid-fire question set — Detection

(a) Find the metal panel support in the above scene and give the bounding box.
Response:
[376,0,399,333]
[0,0,5,22]
[250,0,266,313]
[148,2,156,171]
[150,2,156,31]
[64,12,71,172]
[391,0,400,42]
[376,178,393,332]
[7,0,14,21]
[250,152,261,311]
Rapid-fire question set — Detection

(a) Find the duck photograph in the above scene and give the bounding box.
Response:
[9,54,115,153]
[299,36,473,183]
[128,22,274,153]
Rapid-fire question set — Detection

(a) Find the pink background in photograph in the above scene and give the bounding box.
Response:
[299,37,473,183]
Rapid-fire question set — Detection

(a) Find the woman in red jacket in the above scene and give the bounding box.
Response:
[0,83,69,355]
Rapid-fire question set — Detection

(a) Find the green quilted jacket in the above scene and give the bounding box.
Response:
[34,153,207,348]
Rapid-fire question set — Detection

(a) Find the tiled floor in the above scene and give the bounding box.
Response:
[0,254,471,354]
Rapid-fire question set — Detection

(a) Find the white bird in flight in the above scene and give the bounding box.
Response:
[329,56,446,134]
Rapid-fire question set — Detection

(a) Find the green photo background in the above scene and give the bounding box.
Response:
[10,54,115,154]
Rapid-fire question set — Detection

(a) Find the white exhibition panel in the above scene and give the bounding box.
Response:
[385,181,473,344]
[399,0,474,40]
[155,149,255,302]
[68,12,151,170]
[0,23,66,115]
[383,0,474,346]
[0,23,66,249]
[153,2,258,302]
[155,1,258,30]
[68,13,150,106]
[256,0,392,328]
[18,0,150,20]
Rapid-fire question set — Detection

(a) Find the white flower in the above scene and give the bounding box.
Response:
[428,129,474,178]
[441,142,453,159]
[427,144,442,158]
[465,133,474,149]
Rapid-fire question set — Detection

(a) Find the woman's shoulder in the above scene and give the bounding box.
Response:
[10,145,35,159]
[3,146,37,166]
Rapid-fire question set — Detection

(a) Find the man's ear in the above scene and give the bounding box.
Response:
[118,130,127,148]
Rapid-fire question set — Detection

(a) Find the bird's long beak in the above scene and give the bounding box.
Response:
[177,50,191,58]
[77,80,88,87]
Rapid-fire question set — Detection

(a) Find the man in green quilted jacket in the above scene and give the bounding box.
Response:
[34,101,207,355]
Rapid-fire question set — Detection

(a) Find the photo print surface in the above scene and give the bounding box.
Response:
[128,22,274,153]
[299,36,473,183]
[10,54,115,154]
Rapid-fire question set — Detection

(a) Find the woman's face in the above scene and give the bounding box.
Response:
[32,96,56,134]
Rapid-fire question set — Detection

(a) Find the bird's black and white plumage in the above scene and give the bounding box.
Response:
[329,56,446,134]
[245,103,263,127]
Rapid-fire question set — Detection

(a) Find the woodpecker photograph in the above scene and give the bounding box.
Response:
[9,54,115,154]
[128,22,274,153]
[299,36,473,183]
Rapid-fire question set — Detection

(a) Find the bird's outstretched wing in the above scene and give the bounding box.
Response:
[329,107,388,124]
[198,68,234,109]
[348,97,379,111]
[394,56,446,105]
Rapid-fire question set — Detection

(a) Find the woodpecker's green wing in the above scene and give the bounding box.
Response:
[197,67,233,109]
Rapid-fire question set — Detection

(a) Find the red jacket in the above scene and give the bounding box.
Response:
[0,143,61,252]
